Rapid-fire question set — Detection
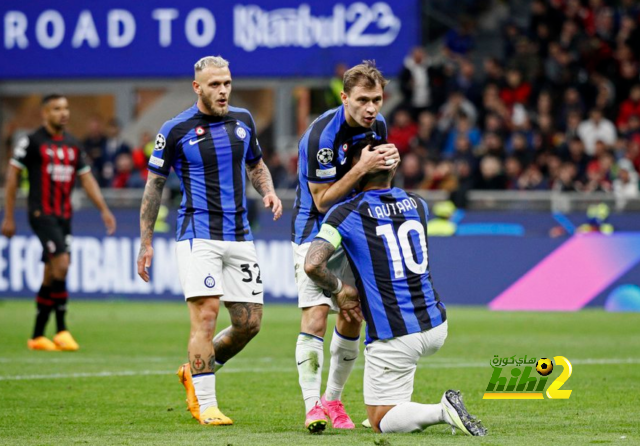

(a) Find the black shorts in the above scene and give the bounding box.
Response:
[29,215,72,263]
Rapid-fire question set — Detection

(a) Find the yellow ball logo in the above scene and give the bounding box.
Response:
[536,358,554,376]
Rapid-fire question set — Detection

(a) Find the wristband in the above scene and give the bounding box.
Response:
[332,278,343,294]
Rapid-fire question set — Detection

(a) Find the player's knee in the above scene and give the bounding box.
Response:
[51,255,70,279]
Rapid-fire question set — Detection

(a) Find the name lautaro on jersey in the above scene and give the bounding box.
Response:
[367,196,419,219]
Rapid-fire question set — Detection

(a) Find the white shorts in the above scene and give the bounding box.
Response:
[364,321,448,406]
[176,239,263,303]
[292,242,355,312]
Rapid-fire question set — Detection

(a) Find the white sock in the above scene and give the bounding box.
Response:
[192,373,217,413]
[325,328,359,401]
[379,402,444,433]
[296,333,324,413]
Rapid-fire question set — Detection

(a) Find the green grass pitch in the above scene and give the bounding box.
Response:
[0,300,638,445]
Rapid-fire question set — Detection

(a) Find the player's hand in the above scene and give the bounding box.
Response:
[263,193,283,221]
[1,218,16,238]
[102,210,116,235]
[336,284,363,323]
[357,143,400,174]
[137,243,154,282]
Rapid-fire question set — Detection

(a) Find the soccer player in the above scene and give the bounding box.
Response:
[1,94,117,351]
[291,60,400,432]
[137,56,282,426]
[303,137,487,436]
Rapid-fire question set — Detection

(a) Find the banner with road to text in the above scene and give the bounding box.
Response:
[0,0,420,78]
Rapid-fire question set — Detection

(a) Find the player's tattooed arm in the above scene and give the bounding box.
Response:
[246,159,275,197]
[246,159,283,220]
[137,172,166,281]
[304,239,339,292]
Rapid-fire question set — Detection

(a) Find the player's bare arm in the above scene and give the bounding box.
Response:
[246,158,283,220]
[213,302,263,363]
[310,145,399,214]
[79,172,116,235]
[137,172,166,282]
[1,165,21,238]
[304,239,363,323]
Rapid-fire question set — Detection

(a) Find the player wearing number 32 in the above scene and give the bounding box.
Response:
[304,137,487,436]
[137,56,282,426]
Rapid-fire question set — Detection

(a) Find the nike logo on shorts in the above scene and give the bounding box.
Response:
[297,358,312,366]
[343,357,357,361]
[252,291,262,296]
[189,137,206,145]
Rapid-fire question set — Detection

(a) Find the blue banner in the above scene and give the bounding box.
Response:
[2,209,640,310]
[0,0,420,78]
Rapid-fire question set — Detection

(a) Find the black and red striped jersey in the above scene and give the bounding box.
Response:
[10,127,90,218]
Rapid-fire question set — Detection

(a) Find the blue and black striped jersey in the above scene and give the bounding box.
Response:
[148,104,262,242]
[318,187,446,344]
[291,106,387,244]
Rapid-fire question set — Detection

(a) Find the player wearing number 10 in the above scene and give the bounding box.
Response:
[137,56,282,426]
[304,137,487,436]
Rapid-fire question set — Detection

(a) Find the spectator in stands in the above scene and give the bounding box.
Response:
[99,119,131,186]
[387,109,418,155]
[448,58,482,107]
[83,115,106,177]
[475,156,507,190]
[111,152,145,189]
[438,90,478,133]
[482,57,505,89]
[399,153,424,189]
[444,17,475,56]
[443,114,481,157]
[500,68,532,111]
[505,156,523,190]
[617,84,640,130]
[562,136,591,182]
[508,132,534,168]
[398,47,433,118]
[553,162,580,192]
[265,152,290,189]
[419,160,458,192]
[613,158,639,199]
[410,111,443,160]
[578,108,617,155]
[517,163,548,191]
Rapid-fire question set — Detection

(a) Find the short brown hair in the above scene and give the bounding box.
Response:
[343,60,389,94]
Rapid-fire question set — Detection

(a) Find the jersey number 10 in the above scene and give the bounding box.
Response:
[376,221,428,279]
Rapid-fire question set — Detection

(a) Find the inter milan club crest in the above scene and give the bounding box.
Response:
[204,275,215,288]
[235,126,247,140]
[195,126,205,136]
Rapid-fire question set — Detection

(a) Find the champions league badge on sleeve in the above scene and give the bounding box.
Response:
[317,148,334,165]
[155,133,166,151]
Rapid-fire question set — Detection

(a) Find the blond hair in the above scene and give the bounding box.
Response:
[194,56,229,76]
[343,60,389,94]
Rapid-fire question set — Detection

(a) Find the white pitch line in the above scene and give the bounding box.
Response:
[0,358,638,381]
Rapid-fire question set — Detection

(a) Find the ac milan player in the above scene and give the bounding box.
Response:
[1,94,116,351]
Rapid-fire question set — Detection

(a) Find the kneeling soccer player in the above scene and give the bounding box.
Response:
[303,137,487,435]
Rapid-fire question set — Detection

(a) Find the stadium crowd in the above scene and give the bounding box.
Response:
[67,0,640,205]
[387,0,640,202]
